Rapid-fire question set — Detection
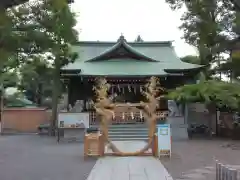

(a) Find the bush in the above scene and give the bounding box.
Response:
[167,80,240,111]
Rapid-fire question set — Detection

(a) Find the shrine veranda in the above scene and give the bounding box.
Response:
[60,35,203,127]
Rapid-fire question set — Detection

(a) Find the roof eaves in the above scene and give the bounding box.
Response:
[164,65,205,73]
[74,74,169,77]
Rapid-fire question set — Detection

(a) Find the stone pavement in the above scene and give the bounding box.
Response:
[0,135,96,180]
[87,157,173,180]
[87,140,172,180]
[104,141,152,153]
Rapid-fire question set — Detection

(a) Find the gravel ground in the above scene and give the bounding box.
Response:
[161,139,240,180]
[0,135,96,180]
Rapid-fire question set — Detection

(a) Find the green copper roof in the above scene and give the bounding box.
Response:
[64,59,167,76]
[62,36,202,76]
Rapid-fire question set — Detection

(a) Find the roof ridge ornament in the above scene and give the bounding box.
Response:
[118,34,126,42]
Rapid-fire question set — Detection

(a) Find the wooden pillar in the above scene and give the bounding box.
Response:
[67,77,74,106]
[99,134,105,156]
[153,133,158,157]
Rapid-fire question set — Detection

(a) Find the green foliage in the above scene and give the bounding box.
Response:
[218,56,240,79]
[23,0,79,133]
[165,0,239,67]
[0,0,78,133]
[0,0,77,119]
[18,56,53,104]
[167,80,240,110]
[0,9,26,87]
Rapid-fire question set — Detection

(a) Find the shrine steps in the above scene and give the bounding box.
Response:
[109,125,148,141]
[92,124,149,141]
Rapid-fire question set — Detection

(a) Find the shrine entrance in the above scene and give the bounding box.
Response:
[93,77,167,156]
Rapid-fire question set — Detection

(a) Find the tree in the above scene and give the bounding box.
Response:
[0,9,25,87]
[167,79,240,111]
[19,56,53,105]
[216,52,240,81]
[0,7,30,121]
[165,0,239,72]
[5,0,78,135]
[230,0,240,11]
[0,1,78,133]
[27,0,78,135]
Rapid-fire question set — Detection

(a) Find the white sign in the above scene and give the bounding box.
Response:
[157,124,171,157]
[58,113,89,129]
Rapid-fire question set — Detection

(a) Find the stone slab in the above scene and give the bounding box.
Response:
[87,156,173,180]
[105,140,152,153]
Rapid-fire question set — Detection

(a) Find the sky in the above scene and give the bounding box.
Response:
[70,0,198,57]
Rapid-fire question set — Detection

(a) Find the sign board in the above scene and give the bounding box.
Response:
[157,124,171,157]
[58,112,89,129]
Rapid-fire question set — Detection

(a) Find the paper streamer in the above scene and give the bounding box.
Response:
[140,111,143,119]
[131,112,134,119]
[122,112,125,120]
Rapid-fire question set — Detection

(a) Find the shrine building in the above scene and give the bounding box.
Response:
[61,35,203,128]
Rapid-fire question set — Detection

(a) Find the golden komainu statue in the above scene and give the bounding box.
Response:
[93,77,164,156]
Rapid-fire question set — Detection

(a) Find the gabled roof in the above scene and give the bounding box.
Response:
[62,35,203,76]
[86,35,157,62]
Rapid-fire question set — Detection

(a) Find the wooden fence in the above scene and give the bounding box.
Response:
[216,160,240,180]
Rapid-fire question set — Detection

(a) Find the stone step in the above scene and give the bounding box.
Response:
[109,137,149,141]
[91,124,147,129]
[109,134,147,137]
[92,124,149,141]
[108,131,148,135]
[109,130,148,141]
[109,128,148,132]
